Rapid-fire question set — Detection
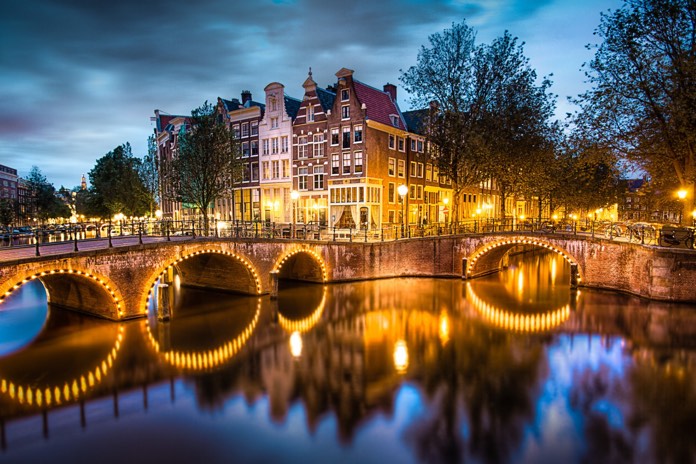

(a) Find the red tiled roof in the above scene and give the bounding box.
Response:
[353,80,406,130]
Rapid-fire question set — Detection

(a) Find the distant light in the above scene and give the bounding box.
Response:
[393,339,409,373]
[290,331,302,358]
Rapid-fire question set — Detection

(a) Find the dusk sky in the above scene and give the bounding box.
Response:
[1,0,623,189]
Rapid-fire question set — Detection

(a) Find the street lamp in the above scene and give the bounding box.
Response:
[397,184,408,238]
[443,197,449,226]
[677,188,687,225]
[290,190,299,238]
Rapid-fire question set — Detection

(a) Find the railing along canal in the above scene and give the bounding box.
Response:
[1,218,695,256]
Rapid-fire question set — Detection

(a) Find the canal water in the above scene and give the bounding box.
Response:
[0,252,695,463]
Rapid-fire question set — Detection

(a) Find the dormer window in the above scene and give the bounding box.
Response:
[341,89,349,101]
[389,114,399,127]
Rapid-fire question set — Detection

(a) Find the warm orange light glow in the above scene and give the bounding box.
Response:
[393,340,409,373]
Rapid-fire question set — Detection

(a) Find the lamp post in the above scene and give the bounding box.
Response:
[443,197,449,228]
[290,190,299,238]
[677,188,687,225]
[398,184,408,238]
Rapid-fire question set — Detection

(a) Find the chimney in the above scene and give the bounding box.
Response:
[241,90,252,105]
[383,83,397,101]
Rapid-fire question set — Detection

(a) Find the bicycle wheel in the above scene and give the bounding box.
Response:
[686,237,694,249]
[659,236,670,247]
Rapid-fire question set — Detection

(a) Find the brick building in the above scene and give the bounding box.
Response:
[152,110,190,220]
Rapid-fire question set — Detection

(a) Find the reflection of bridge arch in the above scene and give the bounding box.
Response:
[143,300,261,371]
[467,283,571,332]
[273,248,327,283]
[142,248,263,315]
[0,268,125,319]
[0,325,124,407]
[467,237,581,283]
[277,286,327,333]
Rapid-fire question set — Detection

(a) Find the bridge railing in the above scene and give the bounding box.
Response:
[1,218,692,255]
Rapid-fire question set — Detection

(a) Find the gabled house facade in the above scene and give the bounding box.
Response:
[292,69,335,226]
[258,82,300,224]
[152,110,190,221]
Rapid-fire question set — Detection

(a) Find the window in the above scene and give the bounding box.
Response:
[262,161,270,180]
[243,163,250,182]
[251,140,259,156]
[341,105,350,119]
[388,210,395,223]
[242,141,250,157]
[417,185,423,200]
[417,140,424,152]
[281,136,288,153]
[262,139,270,155]
[410,161,417,177]
[388,183,395,203]
[241,123,249,138]
[388,134,395,149]
[233,125,240,138]
[397,160,405,178]
[398,137,405,152]
[313,133,325,157]
[342,127,351,149]
[332,153,340,175]
[282,159,290,178]
[353,125,362,143]
[418,163,424,178]
[411,139,416,151]
[388,157,396,176]
[298,167,308,190]
[341,89,349,101]
[271,138,279,154]
[410,185,416,200]
[354,151,363,174]
[331,128,339,146]
[271,117,278,129]
[426,164,432,181]
[269,97,278,112]
[343,152,351,174]
[307,105,315,122]
[298,136,308,158]
[251,121,258,136]
[314,166,325,189]
[251,162,259,181]
[390,115,399,127]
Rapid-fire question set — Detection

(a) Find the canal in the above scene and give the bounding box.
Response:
[0,251,694,463]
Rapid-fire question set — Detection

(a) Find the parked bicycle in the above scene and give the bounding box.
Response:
[602,221,625,239]
[626,222,656,244]
[658,225,694,248]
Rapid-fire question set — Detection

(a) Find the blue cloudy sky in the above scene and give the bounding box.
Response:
[1,0,622,188]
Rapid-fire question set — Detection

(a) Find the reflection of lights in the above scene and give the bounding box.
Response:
[517,270,525,297]
[0,326,124,407]
[551,258,557,286]
[393,339,409,373]
[468,283,571,332]
[174,274,181,290]
[439,310,450,345]
[277,287,326,333]
[289,331,302,358]
[144,300,261,371]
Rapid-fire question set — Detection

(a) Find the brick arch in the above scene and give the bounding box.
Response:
[467,282,571,332]
[466,237,582,283]
[0,325,124,408]
[273,247,327,283]
[0,267,125,320]
[141,247,263,316]
[142,299,261,371]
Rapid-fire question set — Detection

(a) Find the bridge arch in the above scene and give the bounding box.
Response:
[0,268,125,320]
[277,286,327,333]
[273,248,327,283]
[466,237,582,283]
[142,248,263,315]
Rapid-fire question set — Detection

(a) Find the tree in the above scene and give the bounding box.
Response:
[400,21,489,223]
[163,101,242,234]
[87,143,150,218]
[0,198,15,226]
[24,166,70,223]
[401,22,557,221]
[576,0,696,212]
[139,135,159,217]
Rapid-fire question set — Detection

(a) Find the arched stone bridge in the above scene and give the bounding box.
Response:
[1,233,695,320]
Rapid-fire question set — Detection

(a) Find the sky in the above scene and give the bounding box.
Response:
[0,0,623,189]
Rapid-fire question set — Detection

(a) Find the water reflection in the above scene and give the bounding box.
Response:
[0,252,695,463]
[0,280,49,356]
